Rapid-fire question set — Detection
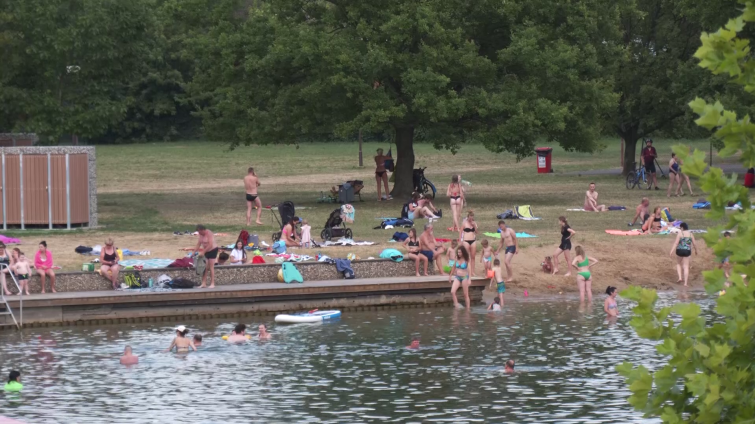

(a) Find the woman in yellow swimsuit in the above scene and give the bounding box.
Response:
[571,246,599,302]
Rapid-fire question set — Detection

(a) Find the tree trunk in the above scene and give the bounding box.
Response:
[622,133,639,175]
[391,125,415,199]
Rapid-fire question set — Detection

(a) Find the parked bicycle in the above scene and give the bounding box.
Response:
[413,167,436,199]
[626,162,650,190]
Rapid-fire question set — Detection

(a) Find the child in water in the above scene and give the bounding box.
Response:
[487,297,501,312]
[12,251,31,295]
[490,259,505,307]
[300,220,312,249]
[480,239,493,276]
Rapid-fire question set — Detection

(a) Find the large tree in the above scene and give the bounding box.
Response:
[186,0,619,197]
[0,0,162,141]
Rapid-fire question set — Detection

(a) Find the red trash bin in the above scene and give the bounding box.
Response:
[535,147,553,174]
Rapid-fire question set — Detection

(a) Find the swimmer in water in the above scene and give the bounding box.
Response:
[604,286,618,318]
[504,359,515,373]
[165,326,196,352]
[193,334,203,347]
[407,338,420,349]
[227,324,248,343]
[120,345,139,365]
[487,296,501,312]
[257,324,271,340]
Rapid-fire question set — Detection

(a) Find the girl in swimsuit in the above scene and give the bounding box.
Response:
[604,286,618,317]
[374,148,392,201]
[446,175,464,231]
[667,153,682,197]
[0,242,15,295]
[552,216,575,276]
[445,239,458,272]
[448,247,471,309]
[403,228,429,276]
[571,246,599,302]
[100,238,121,290]
[642,207,663,234]
[459,210,478,277]
[670,222,697,286]
[165,326,197,353]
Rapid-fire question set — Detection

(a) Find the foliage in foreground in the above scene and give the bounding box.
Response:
[617,2,755,422]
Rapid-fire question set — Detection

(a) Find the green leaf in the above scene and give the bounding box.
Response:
[695,343,711,358]
[672,303,702,320]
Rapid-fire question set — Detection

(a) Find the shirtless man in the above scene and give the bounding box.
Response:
[120,345,139,365]
[419,223,447,274]
[495,220,518,282]
[584,183,607,212]
[227,324,248,343]
[629,197,650,227]
[244,167,263,226]
[257,324,272,340]
[193,225,218,288]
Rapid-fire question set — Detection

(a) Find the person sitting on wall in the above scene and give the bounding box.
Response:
[35,241,56,293]
[216,252,230,265]
[100,238,121,290]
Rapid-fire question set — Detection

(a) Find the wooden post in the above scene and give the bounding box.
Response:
[358,129,363,167]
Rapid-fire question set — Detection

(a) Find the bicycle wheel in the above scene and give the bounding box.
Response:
[422,181,436,199]
[626,172,637,189]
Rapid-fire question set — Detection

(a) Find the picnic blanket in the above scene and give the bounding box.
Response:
[320,238,376,247]
[483,232,538,238]
[120,259,174,269]
[0,235,20,244]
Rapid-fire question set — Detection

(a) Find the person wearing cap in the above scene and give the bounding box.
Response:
[120,345,139,365]
[165,326,196,352]
[641,139,659,190]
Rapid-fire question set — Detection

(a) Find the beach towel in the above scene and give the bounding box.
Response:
[693,202,711,209]
[167,257,194,268]
[661,208,673,222]
[567,208,587,212]
[120,259,174,269]
[483,232,538,238]
[515,205,541,220]
[0,235,20,244]
[380,249,404,262]
[608,206,626,211]
[281,262,303,283]
[605,229,645,236]
[321,239,376,247]
[335,259,355,279]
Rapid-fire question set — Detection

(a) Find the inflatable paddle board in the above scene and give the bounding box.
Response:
[275,310,341,324]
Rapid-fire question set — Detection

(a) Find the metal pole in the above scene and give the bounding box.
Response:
[47,153,52,229]
[1,153,5,230]
[19,153,23,230]
[66,153,71,229]
[358,129,363,167]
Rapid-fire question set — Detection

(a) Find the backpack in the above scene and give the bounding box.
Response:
[167,278,196,289]
[392,232,409,242]
[248,234,260,249]
[401,203,410,219]
[123,272,143,289]
[237,230,250,246]
[497,210,516,220]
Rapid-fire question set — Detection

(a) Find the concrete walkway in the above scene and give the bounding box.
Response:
[563,163,746,177]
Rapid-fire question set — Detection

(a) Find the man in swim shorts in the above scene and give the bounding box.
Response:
[193,225,218,288]
[495,221,518,282]
[244,167,263,226]
[629,197,650,227]
[584,183,607,212]
[227,324,248,343]
[419,224,446,274]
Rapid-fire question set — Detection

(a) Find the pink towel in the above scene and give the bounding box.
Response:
[34,250,54,269]
[0,235,20,244]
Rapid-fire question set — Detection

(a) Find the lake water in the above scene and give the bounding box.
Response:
[0,292,715,423]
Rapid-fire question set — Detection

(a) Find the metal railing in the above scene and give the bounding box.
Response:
[0,263,22,329]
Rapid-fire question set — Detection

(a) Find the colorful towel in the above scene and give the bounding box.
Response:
[567,208,586,212]
[0,235,20,244]
[120,259,174,269]
[483,232,538,238]
[605,229,645,236]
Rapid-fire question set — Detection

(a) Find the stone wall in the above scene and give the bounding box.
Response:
[16,259,434,293]
[0,145,97,227]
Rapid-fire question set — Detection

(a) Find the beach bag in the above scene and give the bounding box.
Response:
[661,208,674,223]
[384,148,394,172]
[123,272,143,289]
[252,255,265,264]
[237,230,250,246]
[248,234,260,249]
[515,205,534,219]
[335,258,355,279]
[272,241,287,254]
[281,262,303,283]
[392,232,409,242]
[75,246,93,254]
[379,248,404,262]
[157,274,172,285]
[168,278,196,289]
[497,210,516,220]
[195,255,207,276]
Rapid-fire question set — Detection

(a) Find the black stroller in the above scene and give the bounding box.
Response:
[271,201,296,242]
[320,207,353,241]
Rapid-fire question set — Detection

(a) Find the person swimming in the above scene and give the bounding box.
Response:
[504,359,515,373]
[165,325,197,353]
[407,338,420,349]
[120,345,139,365]
[487,297,502,312]
[257,324,271,340]
[227,324,248,343]
[604,286,618,318]
[4,370,22,392]
[193,334,203,347]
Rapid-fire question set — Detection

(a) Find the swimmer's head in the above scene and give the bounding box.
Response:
[481,239,489,247]
[234,324,247,335]
[193,334,203,343]
[8,370,20,383]
[606,286,617,296]
[493,297,500,304]
[409,338,420,349]
[124,345,132,355]
[493,259,501,267]
[505,360,515,371]
[175,325,189,337]
[259,324,267,333]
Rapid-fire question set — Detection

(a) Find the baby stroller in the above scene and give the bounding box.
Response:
[271,201,296,242]
[320,204,355,241]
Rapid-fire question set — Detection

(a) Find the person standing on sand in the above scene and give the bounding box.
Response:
[552,216,575,276]
[374,148,392,201]
[604,286,618,318]
[495,221,518,282]
[244,167,263,226]
[447,175,464,232]
[678,156,695,196]
[193,225,218,288]
[629,198,650,227]
[120,346,139,365]
[571,246,598,302]
[670,222,697,286]
[667,153,682,197]
[584,183,607,212]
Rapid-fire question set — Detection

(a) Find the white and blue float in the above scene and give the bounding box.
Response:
[274,309,341,324]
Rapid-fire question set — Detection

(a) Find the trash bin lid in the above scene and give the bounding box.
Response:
[535,147,553,152]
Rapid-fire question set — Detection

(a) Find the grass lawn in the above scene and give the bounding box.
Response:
[3,138,740,295]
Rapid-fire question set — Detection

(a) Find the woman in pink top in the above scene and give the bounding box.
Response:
[34,241,56,293]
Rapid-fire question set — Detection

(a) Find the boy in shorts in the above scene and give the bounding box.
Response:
[12,251,31,295]
[490,259,505,307]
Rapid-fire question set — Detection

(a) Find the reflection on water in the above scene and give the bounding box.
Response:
[0,292,715,423]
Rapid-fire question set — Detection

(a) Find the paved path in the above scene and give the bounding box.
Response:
[563,163,746,176]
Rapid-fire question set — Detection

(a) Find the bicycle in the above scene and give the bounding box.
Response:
[626,162,650,190]
[413,167,436,199]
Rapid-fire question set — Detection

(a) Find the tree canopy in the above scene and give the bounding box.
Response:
[185,0,620,196]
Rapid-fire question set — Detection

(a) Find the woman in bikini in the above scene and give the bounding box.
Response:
[100,238,121,290]
[448,246,471,309]
[642,207,663,233]
[374,148,392,201]
[165,326,197,353]
[670,222,697,286]
[667,153,682,197]
[0,242,15,295]
[281,217,300,248]
[403,228,428,276]
[459,210,478,276]
[552,216,575,276]
[446,175,464,231]
[604,286,618,318]
[571,246,598,302]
